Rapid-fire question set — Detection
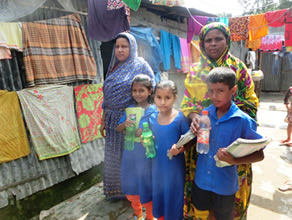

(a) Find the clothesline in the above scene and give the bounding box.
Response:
[185,7,289,35]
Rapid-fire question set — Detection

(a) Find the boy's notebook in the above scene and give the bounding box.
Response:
[214,137,272,167]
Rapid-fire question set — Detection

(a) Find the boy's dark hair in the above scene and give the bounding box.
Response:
[131,74,154,103]
[206,67,237,89]
[154,80,177,96]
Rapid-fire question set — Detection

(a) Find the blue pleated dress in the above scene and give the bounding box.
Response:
[119,105,156,204]
[148,111,190,220]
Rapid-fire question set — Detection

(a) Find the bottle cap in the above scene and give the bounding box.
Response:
[143,122,149,127]
[202,110,208,115]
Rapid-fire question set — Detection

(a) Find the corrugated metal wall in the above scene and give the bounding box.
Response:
[261,53,292,92]
[0,4,105,209]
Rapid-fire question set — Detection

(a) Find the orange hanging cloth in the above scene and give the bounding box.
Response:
[248,13,268,41]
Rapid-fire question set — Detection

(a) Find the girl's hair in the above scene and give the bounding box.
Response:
[154,80,177,96]
[131,74,154,103]
[206,67,237,89]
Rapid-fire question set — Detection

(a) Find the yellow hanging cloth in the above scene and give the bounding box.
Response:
[0,91,30,163]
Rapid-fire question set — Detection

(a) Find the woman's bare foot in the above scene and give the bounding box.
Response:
[280,139,290,144]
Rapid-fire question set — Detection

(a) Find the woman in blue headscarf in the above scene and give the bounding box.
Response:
[100,32,155,199]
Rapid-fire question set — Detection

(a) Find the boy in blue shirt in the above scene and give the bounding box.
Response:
[191,67,265,220]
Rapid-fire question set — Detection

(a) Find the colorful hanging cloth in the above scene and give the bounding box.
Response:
[107,0,124,10]
[0,91,30,164]
[229,16,249,41]
[160,29,181,70]
[187,15,208,42]
[0,47,11,60]
[152,0,184,6]
[264,9,287,27]
[206,17,219,24]
[260,35,283,52]
[285,8,292,47]
[179,37,191,73]
[248,13,268,41]
[88,0,129,41]
[130,27,163,73]
[0,22,22,51]
[22,14,97,87]
[245,38,261,51]
[123,0,141,11]
[190,40,200,63]
[17,85,81,160]
[219,17,229,26]
[74,84,104,144]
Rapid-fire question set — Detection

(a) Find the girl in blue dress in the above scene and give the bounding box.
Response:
[117,74,156,220]
[148,80,190,220]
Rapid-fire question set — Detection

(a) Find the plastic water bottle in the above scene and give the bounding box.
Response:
[197,110,211,154]
[142,122,156,158]
[124,115,136,151]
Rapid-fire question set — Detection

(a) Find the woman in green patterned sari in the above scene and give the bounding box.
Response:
[181,22,258,220]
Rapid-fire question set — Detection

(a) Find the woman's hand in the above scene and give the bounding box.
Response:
[99,121,106,138]
[189,112,201,135]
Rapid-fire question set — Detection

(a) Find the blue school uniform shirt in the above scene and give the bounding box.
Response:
[195,102,263,196]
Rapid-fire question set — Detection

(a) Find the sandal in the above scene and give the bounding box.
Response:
[278,181,292,192]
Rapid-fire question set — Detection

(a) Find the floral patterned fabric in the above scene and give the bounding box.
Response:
[180,22,259,220]
[17,85,81,160]
[74,84,103,143]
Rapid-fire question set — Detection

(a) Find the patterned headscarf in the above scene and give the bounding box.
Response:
[198,22,231,68]
[107,32,138,73]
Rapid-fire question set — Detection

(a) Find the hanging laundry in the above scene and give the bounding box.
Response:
[0,47,11,60]
[160,29,181,70]
[0,22,22,51]
[284,8,292,47]
[74,84,103,144]
[179,38,191,73]
[130,27,163,73]
[206,17,219,24]
[187,15,208,43]
[152,0,184,6]
[17,85,81,160]
[22,14,96,87]
[107,0,124,10]
[190,40,200,63]
[123,0,141,11]
[229,16,249,41]
[245,38,261,51]
[260,35,283,52]
[248,13,268,41]
[264,8,287,27]
[0,90,30,164]
[219,17,229,26]
[88,0,129,42]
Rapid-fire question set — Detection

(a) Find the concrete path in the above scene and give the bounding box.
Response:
[31,92,292,220]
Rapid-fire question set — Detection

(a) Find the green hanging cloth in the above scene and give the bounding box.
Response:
[122,0,141,11]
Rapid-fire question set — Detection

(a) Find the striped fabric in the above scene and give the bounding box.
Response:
[22,14,97,87]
